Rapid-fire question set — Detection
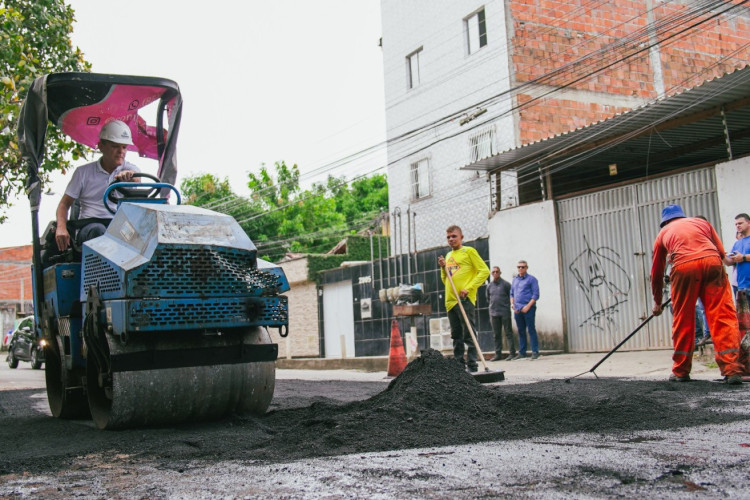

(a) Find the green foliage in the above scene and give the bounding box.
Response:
[181,162,389,264]
[0,0,91,222]
[347,234,390,260]
[180,173,234,205]
[306,234,391,282]
[306,254,348,281]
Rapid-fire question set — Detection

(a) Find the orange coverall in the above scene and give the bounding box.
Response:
[651,217,744,378]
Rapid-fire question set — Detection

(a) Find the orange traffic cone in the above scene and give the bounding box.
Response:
[387,319,408,377]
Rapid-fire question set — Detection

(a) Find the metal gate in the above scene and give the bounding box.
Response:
[558,168,719,352]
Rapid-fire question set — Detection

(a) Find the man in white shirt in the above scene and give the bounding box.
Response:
[55,120,139,251]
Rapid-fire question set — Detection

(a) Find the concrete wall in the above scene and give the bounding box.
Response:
[487,200,565,349]
[716,156,750,246]
[273,257,320,358]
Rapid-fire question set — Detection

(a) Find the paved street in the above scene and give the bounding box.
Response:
[2,349,748,499]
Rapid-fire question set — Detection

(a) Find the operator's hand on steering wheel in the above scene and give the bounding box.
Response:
[114,170,138,182]
[55,225,70,252]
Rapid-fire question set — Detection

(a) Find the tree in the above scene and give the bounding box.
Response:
[0,0,91,222]
[181,162,389,262]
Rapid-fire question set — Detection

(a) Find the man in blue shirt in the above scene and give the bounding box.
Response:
[511,260,540,360]
[724,213,750,376]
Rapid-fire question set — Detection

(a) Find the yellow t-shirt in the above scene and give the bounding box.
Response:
[441,245,490,311]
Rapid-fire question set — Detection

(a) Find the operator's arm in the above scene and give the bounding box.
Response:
[55,194,75,251]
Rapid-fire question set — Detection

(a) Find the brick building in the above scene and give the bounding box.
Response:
[0,245,33,337]
[381,0,750,251]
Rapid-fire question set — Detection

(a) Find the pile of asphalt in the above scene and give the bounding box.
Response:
[1,349,745,475]
[235,349,743,462]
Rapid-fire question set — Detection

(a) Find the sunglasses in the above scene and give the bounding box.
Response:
[517,265,527,269]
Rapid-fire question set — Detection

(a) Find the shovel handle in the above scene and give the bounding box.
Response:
[445,268,490,371]
[588,297,672,374]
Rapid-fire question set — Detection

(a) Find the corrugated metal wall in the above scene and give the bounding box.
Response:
[558,168,719,352]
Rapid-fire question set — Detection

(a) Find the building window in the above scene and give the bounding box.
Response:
[469,127,495,162]
[499,170,519,209]
[407,48,422,89]
[410,158,430,200]
[491,170,519,210]
[466,8,487,55]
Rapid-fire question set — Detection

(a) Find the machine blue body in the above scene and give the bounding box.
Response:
[43,202,289,372]
[41,263,84,368]
[81,203,289,335]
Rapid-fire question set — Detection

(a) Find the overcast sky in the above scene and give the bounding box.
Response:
[3,0,387,247]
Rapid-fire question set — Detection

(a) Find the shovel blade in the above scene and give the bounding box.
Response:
[472,369,505,384]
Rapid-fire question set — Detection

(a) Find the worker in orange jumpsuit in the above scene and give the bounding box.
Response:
[651,204,743,384]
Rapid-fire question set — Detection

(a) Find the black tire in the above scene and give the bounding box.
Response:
[45,338,90,420]
[7,350,18,369]
[31,348,43,370]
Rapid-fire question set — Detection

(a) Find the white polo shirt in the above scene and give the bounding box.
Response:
[64,159,140,219]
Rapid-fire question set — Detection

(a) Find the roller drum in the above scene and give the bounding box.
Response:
[86,327,275,429]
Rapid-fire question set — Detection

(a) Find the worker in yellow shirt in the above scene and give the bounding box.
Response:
[438,225,490,372]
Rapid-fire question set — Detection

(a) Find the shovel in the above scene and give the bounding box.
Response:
[445,269,505,383]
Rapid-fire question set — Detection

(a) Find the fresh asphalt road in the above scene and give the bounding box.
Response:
[2,349,749,499]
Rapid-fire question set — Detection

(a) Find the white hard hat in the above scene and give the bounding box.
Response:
[99,120,134,145]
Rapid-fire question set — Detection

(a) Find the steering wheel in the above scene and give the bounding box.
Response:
[106,172,162,212]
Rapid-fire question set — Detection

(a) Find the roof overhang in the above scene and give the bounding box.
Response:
[462,65,750,176]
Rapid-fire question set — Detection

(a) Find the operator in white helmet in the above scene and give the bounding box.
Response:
[55,119,140,251]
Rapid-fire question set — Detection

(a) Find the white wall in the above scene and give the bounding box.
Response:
[715,156,750,246]
[381,0,516,251]
[487,200,565,348]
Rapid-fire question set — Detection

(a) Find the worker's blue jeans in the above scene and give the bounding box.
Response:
[514,304,539,355]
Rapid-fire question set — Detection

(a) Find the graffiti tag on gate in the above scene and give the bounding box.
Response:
[569,236,631,334]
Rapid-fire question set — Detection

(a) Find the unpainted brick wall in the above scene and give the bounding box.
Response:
[0,246,32,303]
[509,0,750,144]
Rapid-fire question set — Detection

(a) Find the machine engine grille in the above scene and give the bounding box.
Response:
[128,246,283,298]
[128,296,288,331]
[83,253,123,295]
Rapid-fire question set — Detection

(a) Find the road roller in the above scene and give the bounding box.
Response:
[18,73,289,429]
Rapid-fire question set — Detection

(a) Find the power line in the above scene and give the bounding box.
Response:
[190,3,750,233]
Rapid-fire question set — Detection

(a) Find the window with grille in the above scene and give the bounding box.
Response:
[469,127,495,162]
[466,8,487,55]
[410,158,430,200]
[406,48,422,89]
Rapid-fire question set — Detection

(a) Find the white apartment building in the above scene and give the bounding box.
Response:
[380,0,515,251]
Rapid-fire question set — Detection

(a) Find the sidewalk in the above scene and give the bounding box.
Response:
[277,347,721,383]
